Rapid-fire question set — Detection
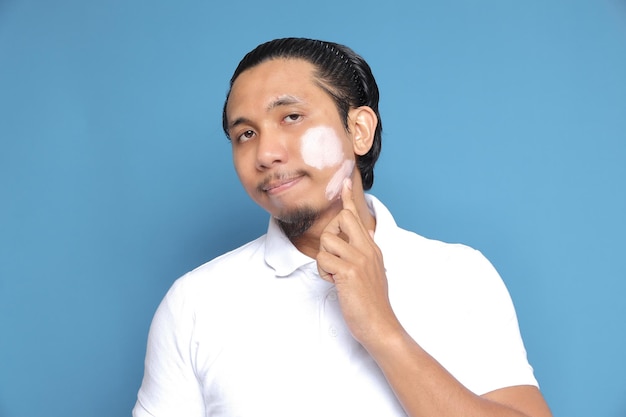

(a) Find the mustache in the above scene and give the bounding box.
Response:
[256,170,308,193]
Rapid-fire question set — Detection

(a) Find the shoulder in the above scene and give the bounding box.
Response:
[369,194,490,269]
[164,234,268,306]
[384,226,513,318]
[190,234,267,277]
[368,193,499,285]
[383,225,493,278]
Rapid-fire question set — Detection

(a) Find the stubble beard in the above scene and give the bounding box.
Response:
[258,170,321,240]
[275,206,320,241]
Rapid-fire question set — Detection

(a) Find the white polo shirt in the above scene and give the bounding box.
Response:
[134,195,537,417]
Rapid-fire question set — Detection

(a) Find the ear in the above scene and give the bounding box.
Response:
[348,106,378,156]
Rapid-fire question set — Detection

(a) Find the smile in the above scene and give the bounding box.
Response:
[260,175,303,195]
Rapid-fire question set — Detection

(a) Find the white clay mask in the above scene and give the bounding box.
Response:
[325,159,355,200]
[299,126,354,201]
[300,126,344,169]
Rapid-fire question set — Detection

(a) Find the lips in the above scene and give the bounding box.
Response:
[263,177,302,194]
[259,173,305,195]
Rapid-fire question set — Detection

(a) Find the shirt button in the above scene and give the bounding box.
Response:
[328,326,338,337]
[327,291,337,302]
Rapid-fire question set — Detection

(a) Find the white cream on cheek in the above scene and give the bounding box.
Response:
[299,126,355,201]
[325,159,355,200]
[300,126,344,169]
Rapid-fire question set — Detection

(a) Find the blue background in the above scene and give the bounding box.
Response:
[1,1,625,416]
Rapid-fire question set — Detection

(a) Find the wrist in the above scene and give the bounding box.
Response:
[359,316,410,357]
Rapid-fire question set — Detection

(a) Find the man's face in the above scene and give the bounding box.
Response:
[225,58,356,232]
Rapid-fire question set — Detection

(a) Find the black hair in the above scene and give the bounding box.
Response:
[222,37,383,190]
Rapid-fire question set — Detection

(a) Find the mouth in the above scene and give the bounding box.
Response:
[258,173,305,195]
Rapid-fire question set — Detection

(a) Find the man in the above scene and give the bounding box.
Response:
[134,38,552,417]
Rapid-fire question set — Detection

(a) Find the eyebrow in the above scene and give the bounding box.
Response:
[227,95,305,132]
[228,117,253,132]
[266,94,304,111]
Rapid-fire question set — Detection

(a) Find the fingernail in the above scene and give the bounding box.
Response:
[344,178,352,190]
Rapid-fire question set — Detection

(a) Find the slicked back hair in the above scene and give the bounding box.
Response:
[222,37,383,190]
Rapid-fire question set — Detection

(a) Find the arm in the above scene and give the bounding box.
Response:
[316,180,552,417]
[367,325,552,417]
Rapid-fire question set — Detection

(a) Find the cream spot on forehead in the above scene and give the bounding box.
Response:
[300,126,344,169]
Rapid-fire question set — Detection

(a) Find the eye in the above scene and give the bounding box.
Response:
[283,113,302,124]
[237,129,256,143]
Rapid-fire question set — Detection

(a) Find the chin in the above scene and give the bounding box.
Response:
[274,205,319,240]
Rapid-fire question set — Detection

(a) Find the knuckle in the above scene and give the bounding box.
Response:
[319,230,333,243]
[345,263,361,278]
[340,209,353,221]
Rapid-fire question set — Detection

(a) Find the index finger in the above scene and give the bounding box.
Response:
[339,178,373,242]
[341,178,358,217]
[319,178,362,240]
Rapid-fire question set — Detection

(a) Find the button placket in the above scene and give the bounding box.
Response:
[328,326,338,337]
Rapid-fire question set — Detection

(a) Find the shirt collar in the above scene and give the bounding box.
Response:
[365,193,399,249]
[263,194,399,277]
[264,216,315,277]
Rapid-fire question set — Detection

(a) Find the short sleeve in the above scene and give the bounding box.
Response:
[452,249,539,395]
[389,240,539,396]
[133,277,205,417]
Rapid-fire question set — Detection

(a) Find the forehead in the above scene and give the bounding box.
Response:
[226,58,322,114]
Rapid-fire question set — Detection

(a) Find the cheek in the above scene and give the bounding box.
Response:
[300,126,344,169]
[325,160,355,201]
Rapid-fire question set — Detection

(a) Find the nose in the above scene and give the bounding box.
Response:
[255,131,288,170]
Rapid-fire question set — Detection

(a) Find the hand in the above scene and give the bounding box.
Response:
[316,179,400,347]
